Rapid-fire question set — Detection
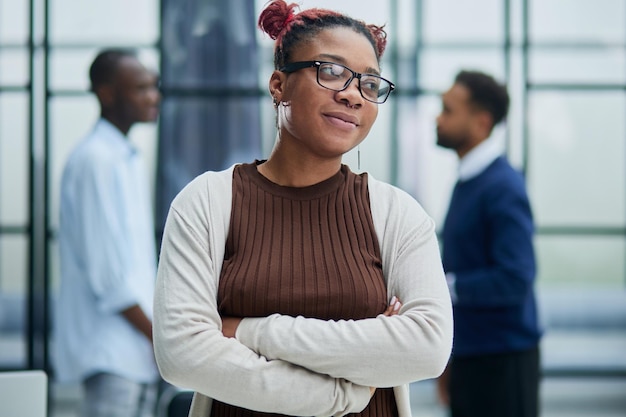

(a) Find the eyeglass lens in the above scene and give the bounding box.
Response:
[317,63,391,103]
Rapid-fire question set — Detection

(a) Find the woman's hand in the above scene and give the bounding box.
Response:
[221,316,242,338]
[383,295,402,316]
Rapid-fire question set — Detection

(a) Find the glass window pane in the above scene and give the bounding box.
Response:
[49,48,159,91]
[49,48,98,91]
[536,235,625,289]
[397,94,458,227]
[50,0,158,44]
[254,0,391,29]
[0,235,28,291]
[397,0,418,50]
[530,49,626,84]
[531,0,625,43]
[528,91,625,227]
[160,4,259,89]
[506,48,526,169]
[509,0,525,45]
[418,48,505,92]
[0,93,29,225]
[0,49,29,86]
[0,234,28,369]
[422,0,504,43]
[0,0,29,44]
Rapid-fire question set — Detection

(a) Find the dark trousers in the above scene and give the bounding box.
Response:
[449,346,540,417]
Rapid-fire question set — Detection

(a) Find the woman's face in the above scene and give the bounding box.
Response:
[270,27,381,161]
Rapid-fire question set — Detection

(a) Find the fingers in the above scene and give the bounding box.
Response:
[383,296,402,316]
[221,316,242,338]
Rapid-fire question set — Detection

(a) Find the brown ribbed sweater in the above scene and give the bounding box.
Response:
[212,162,397,417]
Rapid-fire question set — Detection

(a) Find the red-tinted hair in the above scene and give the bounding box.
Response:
[258,0,388,69]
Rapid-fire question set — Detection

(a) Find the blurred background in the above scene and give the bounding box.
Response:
[0,0,624,415]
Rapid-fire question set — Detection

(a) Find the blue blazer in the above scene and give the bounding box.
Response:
[442,156,542,356]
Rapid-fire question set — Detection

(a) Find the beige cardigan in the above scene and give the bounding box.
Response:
[154,165,453,417]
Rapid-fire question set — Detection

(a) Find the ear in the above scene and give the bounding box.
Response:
[472,110,494,139]
[269,70,286,102]
[94,84,115,108]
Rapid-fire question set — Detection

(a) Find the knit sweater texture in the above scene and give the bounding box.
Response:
[212,163,396,417]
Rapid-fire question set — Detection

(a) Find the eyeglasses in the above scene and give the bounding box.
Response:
[279,61,395,104]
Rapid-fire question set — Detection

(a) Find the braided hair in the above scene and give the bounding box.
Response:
[258,0,387,69]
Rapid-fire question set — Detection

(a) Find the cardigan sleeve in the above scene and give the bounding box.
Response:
[153,172,371,417]
[235,181,453,388]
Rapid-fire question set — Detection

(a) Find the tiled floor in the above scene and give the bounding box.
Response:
[50,377,626,417]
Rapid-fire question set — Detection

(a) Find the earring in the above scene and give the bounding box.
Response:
[272,96,279,107]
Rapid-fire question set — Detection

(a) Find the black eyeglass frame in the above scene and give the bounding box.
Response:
[279,60,396,104]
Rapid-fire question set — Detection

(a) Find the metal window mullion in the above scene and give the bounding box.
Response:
[27,0,50,374]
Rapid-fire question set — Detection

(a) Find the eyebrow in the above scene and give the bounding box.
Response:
[316,53,381,76]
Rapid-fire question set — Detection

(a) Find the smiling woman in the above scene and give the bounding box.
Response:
[152,1,453,417]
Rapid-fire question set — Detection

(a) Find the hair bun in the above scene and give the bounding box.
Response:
[258,0,298,40]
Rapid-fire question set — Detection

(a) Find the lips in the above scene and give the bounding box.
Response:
[146,106,160,121]
[324,111,359,127]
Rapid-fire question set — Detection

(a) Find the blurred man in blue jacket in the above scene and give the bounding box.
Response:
[435,70,542,417]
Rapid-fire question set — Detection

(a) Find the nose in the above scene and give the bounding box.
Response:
[335,76,363,107]
[149,86,161,105]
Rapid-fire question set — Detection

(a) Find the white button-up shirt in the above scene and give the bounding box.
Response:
[458,136,503,182]
[54,118,159,384]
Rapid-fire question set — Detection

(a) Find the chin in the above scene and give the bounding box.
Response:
[143,109,160,122]
[436,137,453,150]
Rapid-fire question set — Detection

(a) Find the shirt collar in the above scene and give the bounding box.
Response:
[93,118,137,156]
[458,137,503,181]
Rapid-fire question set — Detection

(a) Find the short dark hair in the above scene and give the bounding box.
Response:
[89,48,137,91]
[455,70,510,127]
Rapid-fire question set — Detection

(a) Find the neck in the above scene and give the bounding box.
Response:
[457,136,487,159]
[102,113,132,136]
[259,150,342,188]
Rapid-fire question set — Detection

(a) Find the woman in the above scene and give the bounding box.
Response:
[153,2,453,417]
